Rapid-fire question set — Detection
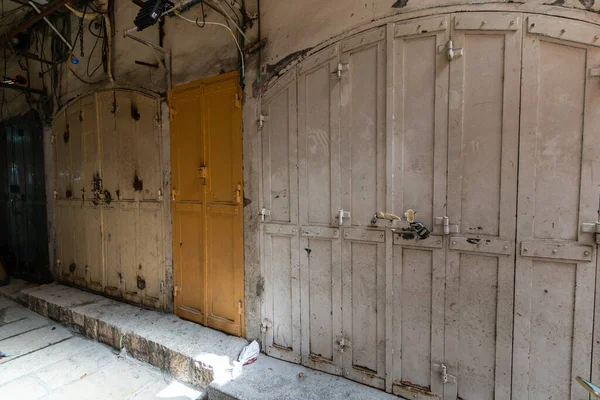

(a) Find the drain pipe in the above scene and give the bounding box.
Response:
[123,27,172,91]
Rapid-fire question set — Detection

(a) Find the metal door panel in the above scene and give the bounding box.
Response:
[55,202,74,282]
[297,45,343,375]
[204,84,240,205]
[137,204,163,309]
[445,13,521,400]
[135,93,161,201]
[54,110,71,199]
[391,20,449,396]
[98,91,117,199]
[170,91,203,203]
[261,69,301,362]
[392,237,445,399]
[82,95,98,200]
[514,21,600,400]
[342,229,386,389]
[85,205,103,292]
[71,204,88,286]
[206,205,243,336]
[103,204,122,298]
[120,203,139,304]
[67,102,84,200]
[339,28,386,389]
[203,76,244,336]
[173,203,205,323]
[340,28,386,228]
[114,92,136,201]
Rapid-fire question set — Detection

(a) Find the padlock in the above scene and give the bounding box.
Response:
[410,222,431,240]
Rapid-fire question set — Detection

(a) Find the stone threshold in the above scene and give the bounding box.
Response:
[0,280,399,400]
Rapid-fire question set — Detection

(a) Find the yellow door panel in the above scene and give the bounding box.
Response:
[171,93,204,203]
[173,203,206,323]
[170,72,244,337]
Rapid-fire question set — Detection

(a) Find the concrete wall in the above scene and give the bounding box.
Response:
[2,0,600,342]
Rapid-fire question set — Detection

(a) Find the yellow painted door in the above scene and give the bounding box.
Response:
[171,72,244,337]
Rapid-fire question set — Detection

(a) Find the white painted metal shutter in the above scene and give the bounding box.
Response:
[261,70,301,363]
[513,15,600,400]
[390,15,449,400]
[444,13,522,400]
[297,44,343,375]
[339,27,388,389]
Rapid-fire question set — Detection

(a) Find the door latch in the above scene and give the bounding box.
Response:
[581,221,600,243]
[435,216,459,235]
[336,337,350,353]
[445,39,463,61]
[260,208,271,222]
[332,63,349,79]
[433,363,456,384]
[338,209,351,226]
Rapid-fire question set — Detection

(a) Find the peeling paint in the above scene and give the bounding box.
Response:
[392,0,409,8]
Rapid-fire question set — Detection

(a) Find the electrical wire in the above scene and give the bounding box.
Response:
[213,0,247,41]
[174,11,244,77]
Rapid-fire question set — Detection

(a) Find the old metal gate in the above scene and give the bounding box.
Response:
[260,10,600,400]
[170,72,245,337]
[52,89,166,309]
[0,111,50,283]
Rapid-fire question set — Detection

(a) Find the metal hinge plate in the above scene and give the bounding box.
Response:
[433,363,456,384]
[258,114,269,129]
[581,222,600,233]
[435,216,459,235]
[443,39,463,61]
[238,300,243,315]
[260,208,271,222]
[173,285,181,297]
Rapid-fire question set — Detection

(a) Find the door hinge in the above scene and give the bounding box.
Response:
[433,363,456,384]
[260,208,271,222]
[338,209,351,226]
[445,39,463,61]
[236,184,242,204]
[238,300,243,315]
[196,166,208,179]
[435,216,459,235]
[258,114,269,129]
[261,319,272,333]
[171,189,179,201]
[50,134,56,144]
[581,221,600,243]
[235,93,242,108]
[332,63,349,79]
[173,285,181,297]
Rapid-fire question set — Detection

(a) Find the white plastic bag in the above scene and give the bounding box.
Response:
[232,340,260,379]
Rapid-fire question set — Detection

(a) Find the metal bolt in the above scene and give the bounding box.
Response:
[561,29,566,34]
[452,241,457,245]
[292,228,297,233]
[417,25,422,31]
[504,245,509,250]
[345,233,349,237]
[437,240,442,245]
[456,20,460,26]
[585,251,591,256]
[481,21,486,26]
[440,21,445,27]
[530,23,535,29]
[595,35,600,41]
[510,21,515,26]
[552,249,558,254]
[523,247,529,252]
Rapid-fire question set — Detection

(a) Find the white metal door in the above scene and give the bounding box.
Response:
[339,27,387,389]
[513,15,600,400]
[297,45,344,375]
[390,15,449,399]
[260,70,301,364]
[445,13,522,400]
